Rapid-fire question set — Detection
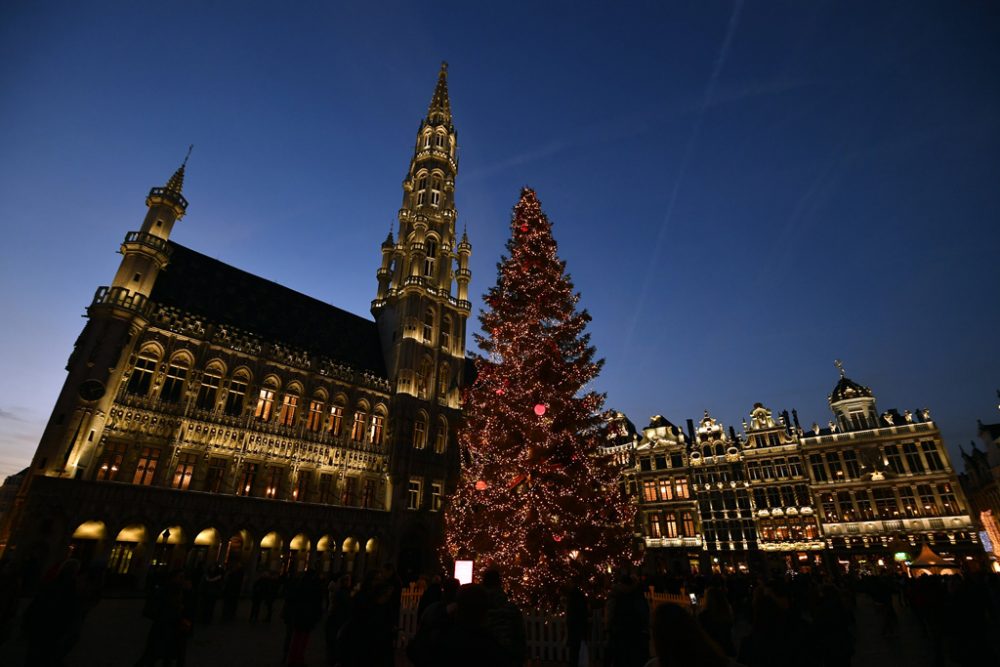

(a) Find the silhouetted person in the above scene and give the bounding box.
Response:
[23,558,84,666]
[813,584,854,667]
[283,570,324,667]
[198,564,223,623]
[418,575,443,620]
[221,562,243,622]
[325,574,352,666]
[418,583,508,667]
[646,600,730,667]
[0,558,22,647]
[563,584,589,667]
[338,570,396,667]
[738,581,812,667]
[481,568,527,667]
[698,587,735,657]
[135,569,195,667]
[607,572,649,667]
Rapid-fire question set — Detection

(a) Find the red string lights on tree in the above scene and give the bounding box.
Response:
[443,188,636,611]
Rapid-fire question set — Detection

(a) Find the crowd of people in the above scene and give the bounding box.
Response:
[1,553,999,666]
[607,569,1000,667]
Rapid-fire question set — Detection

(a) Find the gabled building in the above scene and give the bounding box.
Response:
[1,64,471,586]
[959,417,1000,564]
[689,412,757,573]
[802,364,979,571]
[630,415,701,574]
[741,403,823,572]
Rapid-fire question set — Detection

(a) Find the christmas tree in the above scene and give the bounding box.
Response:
[444,188,636,610]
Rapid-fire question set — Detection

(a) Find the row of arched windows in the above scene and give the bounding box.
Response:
[415,356,451,400]
[420,128,453,154]
[413,168,446,209]
[124,346,388,445]
[422,309,454,351]
[413,412,449,453]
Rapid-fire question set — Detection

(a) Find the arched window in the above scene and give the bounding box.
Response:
[416,356,432,398]
[434,131,446,148]
[225,369,250,416]
[306,394,325,432]
[255,377,280,421]
[422,310,434,344]
[438,363,450,398]
[422,131,432,149]
[441,316,451,351]
[429,177,442,208]
[424,239,437,277]
[126,349,159,396]
[413,413,428,449]
[160,355,190,404]
[434,416,448,453]
[370,406,386,445]
[702,445,712,458]
[351,405,368,443]
[279,385,300,427]
[714,443,725,457]
[328,396,346,436]
[196,362,225,411]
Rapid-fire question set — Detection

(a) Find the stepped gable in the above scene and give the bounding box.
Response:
[151,242,388,377]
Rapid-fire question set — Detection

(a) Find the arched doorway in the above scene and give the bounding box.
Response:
[316,535,336,574]
[108,524,147,587]
[365,537,380,573]
[289,533,311,573]
[259,531,284,572]
[342,537,359,574]
[152,525,185,570]
[190,528,221,568]
[225,529,253,567]
[69,520,107,566]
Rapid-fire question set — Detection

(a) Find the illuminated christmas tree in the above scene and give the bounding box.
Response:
[444,188,635,610]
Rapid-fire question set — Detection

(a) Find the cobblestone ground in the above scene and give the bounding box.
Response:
[0,592,984,666]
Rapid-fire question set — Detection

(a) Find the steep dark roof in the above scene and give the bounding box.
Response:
[829,375,873,403]
[150,242,387,377]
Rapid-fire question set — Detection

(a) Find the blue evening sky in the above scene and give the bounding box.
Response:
[1,2,998,478]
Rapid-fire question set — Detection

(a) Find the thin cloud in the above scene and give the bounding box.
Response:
[0,408,26,422]
[623,0,745,351]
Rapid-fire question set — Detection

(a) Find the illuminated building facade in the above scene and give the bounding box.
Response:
[689,412,758,572]
[2,64,471,586]
[630,416,702,573]
[741,403,824,570]
[629,367,979,574]
[959,418,1000,563]
[802,365,979,570]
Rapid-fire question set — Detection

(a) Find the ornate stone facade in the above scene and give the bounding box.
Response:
[628,367,980,575]
[2,64,470,586]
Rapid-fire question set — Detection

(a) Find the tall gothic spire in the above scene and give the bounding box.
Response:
[427,61,451,124]
[164,145,193,197]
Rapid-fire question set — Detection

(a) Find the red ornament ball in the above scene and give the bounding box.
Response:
[475,480,488,491]
[534,403,547,416]
[520,224,529,232]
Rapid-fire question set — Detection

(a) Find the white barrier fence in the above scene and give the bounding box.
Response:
[396,583,692,665]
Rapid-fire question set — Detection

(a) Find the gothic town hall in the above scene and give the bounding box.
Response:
[0,64,470,587]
